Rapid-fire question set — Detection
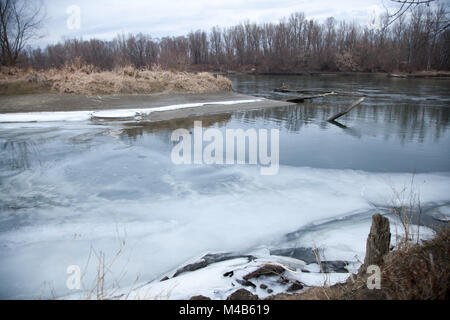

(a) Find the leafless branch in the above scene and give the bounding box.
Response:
[0,0,45,66]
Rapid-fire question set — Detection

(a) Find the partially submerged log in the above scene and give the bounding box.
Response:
[327,97,365,122]
[276,86,365,104]
[275,87,329,94]
[275,87,364,97]
[286,92,337,103]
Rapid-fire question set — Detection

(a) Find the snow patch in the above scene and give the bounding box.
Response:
[0,99,264,123]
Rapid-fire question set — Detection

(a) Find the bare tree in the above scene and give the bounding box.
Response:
[188,30,208,65]
[23,8,449,73]
[383,0,438,29]
[210,26,223,65]
[0,0,45,66]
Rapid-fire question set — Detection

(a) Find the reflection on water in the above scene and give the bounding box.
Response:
[106,77,450,173]
[1,95,449,173]
[120,113,233,140]
[2,141,33,170]
[0,75,449,175]
[227,75,450,172]
[230,74,450,106]
[237,103,449,144]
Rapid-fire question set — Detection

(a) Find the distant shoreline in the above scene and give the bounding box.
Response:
[216,70,450,78]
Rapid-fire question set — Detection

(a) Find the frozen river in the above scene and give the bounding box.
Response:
[0,74,449,299]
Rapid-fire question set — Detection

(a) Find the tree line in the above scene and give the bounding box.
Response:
[11,6,450,73]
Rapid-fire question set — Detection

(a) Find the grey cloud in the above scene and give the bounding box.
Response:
[32,0,390,47]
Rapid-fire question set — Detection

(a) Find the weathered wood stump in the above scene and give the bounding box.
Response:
[361,214,391,272]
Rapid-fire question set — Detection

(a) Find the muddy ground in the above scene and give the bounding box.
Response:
[0,92,293,121]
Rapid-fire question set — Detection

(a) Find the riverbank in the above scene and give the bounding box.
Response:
[127,214,448,301]
[387,71,450,79]
[217,70,450,78]
[0,65,297,122]
[0,65,233,96]
[0,92,293,122]
[269,225,449,300]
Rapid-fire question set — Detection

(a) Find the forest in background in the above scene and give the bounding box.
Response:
[13,6,450,73]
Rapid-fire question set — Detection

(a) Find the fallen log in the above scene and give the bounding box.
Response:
[286,91,337,103]
[275,88,329,94]
[275,87,364,97]
[327,97,365,122]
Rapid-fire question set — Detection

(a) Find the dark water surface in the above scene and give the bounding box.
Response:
[227,74,450,172]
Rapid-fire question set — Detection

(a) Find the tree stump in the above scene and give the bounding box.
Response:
[361,214,391,272]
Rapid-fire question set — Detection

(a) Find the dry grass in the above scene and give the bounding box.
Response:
[380,227,449,300]
[269,227,449,300]
[389,176,424,249]
[0,60,233,96]
[67,226,142,300]
[270,186,447,301]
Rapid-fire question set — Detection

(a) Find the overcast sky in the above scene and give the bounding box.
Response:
[34,0,448,47]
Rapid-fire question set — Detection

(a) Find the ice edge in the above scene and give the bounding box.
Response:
[0,99,264,123]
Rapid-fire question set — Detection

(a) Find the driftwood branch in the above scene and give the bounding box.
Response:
[275,87,365,102]
[327,97,365,122]
[286,92,337,103]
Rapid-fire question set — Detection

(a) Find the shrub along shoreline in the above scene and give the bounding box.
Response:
[0,63,233,96]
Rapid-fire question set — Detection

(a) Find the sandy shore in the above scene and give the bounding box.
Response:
[0,92,293,122]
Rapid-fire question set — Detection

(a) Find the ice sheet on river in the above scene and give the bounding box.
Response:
[0,155,448,299]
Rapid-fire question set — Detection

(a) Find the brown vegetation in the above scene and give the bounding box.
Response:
[269,227,449,300]
[0,62,233,95]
